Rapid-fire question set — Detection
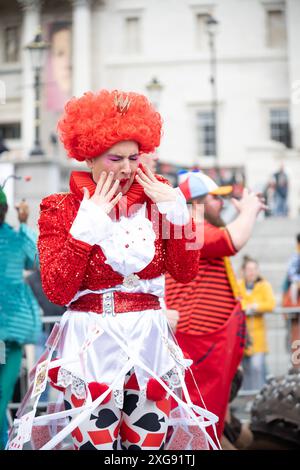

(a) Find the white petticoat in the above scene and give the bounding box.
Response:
[9,306,220,451]
[56,308,184,396]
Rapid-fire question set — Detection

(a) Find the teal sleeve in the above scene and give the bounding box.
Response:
[19,223,39,270]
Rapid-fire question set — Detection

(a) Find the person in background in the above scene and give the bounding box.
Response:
[285,233,300,306]
[263,178,276,217]
[238,256,276,391]
[139,152,159,173]
[272,164,289,217]
[165,170,266,443]
[26,269,66,319]
[282,233,300,361]
[0,187,41,449]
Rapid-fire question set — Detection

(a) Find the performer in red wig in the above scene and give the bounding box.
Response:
[8,90,219,451]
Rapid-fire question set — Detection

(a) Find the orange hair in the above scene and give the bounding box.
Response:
[57,89,162,161]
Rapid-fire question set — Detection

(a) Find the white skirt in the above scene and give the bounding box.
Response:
[56,309,183,397]
[9,308,220,451]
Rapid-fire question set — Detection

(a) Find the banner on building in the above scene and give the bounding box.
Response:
[46,22,72,112]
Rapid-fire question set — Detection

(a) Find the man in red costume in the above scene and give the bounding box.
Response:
[165,170,266,442]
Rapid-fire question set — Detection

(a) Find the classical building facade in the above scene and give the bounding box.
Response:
[0,0,300,224]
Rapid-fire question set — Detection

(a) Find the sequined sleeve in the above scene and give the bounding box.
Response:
[164,217,200,284]
[38,194,93,306]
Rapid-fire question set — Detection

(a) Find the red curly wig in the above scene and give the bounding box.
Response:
[57,89,162,161]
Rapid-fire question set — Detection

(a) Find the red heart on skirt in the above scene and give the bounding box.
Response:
[120,421,140,444]
[71,427,83,443]
[71,394,85,408]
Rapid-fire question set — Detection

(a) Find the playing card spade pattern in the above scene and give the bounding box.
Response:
[63,370,171,450]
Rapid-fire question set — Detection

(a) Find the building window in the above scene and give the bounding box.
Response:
[266,9,286,48]
[4,26,20,62]
[0,123,21,139]
[196,111,216,156]
[270,109,292,148]
[195,13,209,50]
[125,17,141,53]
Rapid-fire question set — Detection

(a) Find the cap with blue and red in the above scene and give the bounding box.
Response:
[178,169,232,201]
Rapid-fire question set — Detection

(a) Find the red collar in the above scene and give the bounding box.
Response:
[69,171,148,216]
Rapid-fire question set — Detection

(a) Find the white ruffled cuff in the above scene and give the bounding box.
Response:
[156,187,190,226]
[70,198,113,245]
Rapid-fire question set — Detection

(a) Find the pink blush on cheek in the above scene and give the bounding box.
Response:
[97,158,118,177]
[102,157,115,168]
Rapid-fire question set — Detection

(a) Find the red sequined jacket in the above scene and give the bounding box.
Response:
[38,171,200,311]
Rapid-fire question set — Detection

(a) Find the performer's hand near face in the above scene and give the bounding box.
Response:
[135,165,177,203]
[83,171,122,214]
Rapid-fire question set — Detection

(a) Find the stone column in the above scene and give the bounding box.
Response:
[18,0,42,157]
[71,0,92,96]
